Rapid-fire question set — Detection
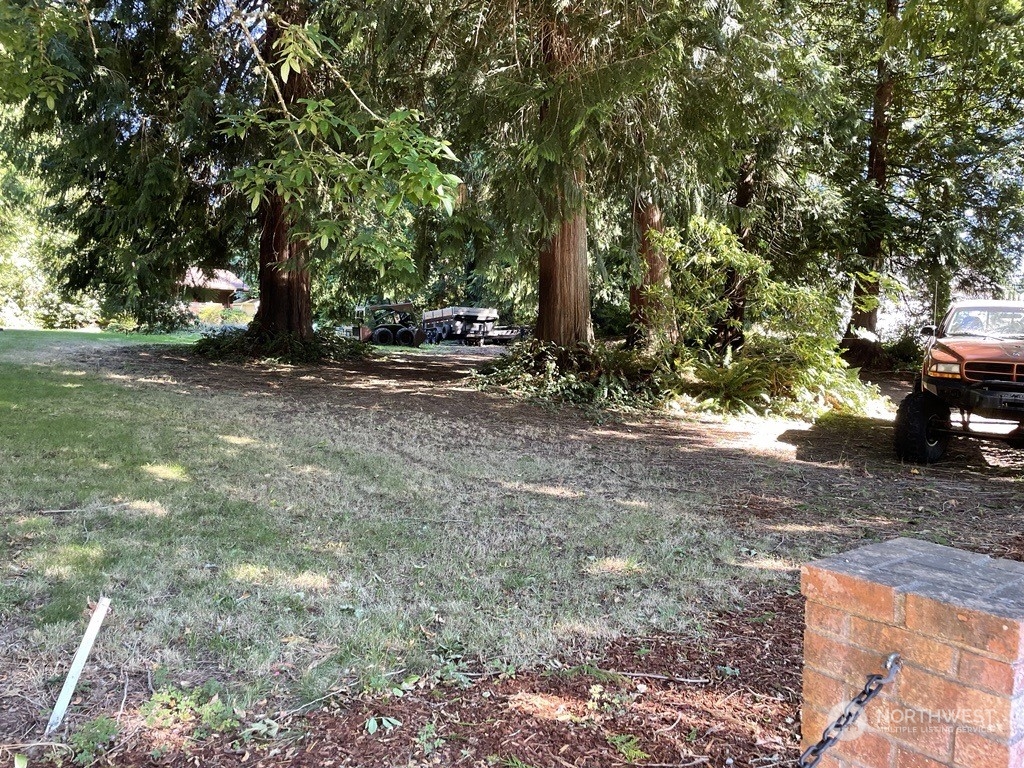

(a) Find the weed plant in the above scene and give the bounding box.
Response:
[70,716,119,765]
[141,682,238,737]
[881,333,924,371]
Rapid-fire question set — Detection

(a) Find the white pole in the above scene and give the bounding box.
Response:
[43,596,111,737]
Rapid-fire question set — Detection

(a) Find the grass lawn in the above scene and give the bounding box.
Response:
[0,330,774,721]
[0,328,199,362]
[6,330,1024,765]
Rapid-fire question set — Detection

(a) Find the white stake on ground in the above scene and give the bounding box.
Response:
[43,596,111,737]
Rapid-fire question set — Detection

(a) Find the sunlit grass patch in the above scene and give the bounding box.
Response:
[0,328,198,363]
[585,556,646,576]
[219,434,258,446]
[141,463,191,482]
[0,331,779,722]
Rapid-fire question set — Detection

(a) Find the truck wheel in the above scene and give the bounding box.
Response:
[894,392,951,464]
[396,327,416,346]
[372,326,394,345]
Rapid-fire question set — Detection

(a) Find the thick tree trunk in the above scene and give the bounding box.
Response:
[536,176,593,346]
[627,196,674,350]
[846,0,899,346]
[253,193,313,339]
[713,159,756,352]
[251,0,313,341]
[534,16,593,347]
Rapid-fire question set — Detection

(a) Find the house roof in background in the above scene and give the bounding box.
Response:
[182,268,249,293]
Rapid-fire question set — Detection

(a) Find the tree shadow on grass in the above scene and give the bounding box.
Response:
[779,411,1024,478]
[8,344,1024,750]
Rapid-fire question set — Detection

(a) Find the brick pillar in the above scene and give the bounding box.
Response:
[801,537,1024,768]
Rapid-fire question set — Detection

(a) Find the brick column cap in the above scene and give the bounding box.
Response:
[802,537,1024,623]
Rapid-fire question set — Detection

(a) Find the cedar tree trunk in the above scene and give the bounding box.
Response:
[536,173,593,346]
[254,193,313,339]
[251,0,313,341]
[534,16,593,347]
[627,196,675,349]
[846,0,899,346]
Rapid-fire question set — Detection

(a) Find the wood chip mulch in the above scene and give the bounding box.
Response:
[65,591,803,768]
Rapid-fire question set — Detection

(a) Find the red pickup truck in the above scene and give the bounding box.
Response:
[895,300,1024,463]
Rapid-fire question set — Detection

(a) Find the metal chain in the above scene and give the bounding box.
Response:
[799,653,902,768]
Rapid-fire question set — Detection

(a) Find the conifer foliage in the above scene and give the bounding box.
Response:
[3,0,459,342]
[2,0,1024,378]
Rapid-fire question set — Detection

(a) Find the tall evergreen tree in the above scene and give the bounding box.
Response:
[4,0,459,340]
[440,1,708,346]
[818,0,1024,344]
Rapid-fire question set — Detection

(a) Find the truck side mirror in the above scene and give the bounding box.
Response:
[920,325,937,337]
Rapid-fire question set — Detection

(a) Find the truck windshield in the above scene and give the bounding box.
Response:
[945,307,1024,338]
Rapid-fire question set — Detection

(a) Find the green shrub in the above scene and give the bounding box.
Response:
[650,217,771,348]
[196,304,224,325]
[591,298,631,339]
[103,313,139,334]
[102,302,196,334]
[687,334,877,417]
[193,324,372,364]
[479,340,672,409]
[482,335,875,417]
[657,219,877,417]
[220,308,249,325]
[144,302,197,333]
[194,305,247,327]
[35,291,101,329]
[479,217,879,417]
[882,334,923,369]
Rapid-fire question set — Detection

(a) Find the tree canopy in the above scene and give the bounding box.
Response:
[2,0,1023,355]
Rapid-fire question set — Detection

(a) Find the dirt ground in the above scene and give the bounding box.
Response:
[91,344,1024,558]
[9,345,1024,767]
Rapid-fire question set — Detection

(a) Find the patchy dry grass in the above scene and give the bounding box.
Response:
[0,331,772,736]
[6,333,1024,766]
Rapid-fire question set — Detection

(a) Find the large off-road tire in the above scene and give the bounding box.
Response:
[894,391,951,464]
[395,327,417,347]
[371,326,394,345]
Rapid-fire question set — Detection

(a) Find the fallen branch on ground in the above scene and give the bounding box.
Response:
[20,503,132,517]
[609,671,712,685]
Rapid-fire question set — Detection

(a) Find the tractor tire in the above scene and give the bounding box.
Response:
[396,327,417,347]
[894,391,951,464]
[372,326,395,345]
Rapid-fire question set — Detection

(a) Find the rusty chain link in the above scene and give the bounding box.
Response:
[799,653,902,768]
